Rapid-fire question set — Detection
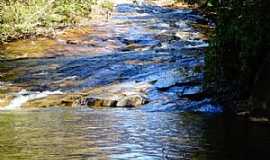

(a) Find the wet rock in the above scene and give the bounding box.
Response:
[10,81,151,109]
[155,23,170,29]
[116,94,148,107]
[66,39,80,45]
[0,94,14,108]
[175,31,191,40]
[121,43,142,51]
[85,97,118,107]
[154,70,183,89]
[83,81,151,108]
[85,94,147,108]
[175,21,189,29]
[66,39,98,47]
[249,117,270,123]
[181,86,202,96]
[142,98,222,113]
[22,94,82,108]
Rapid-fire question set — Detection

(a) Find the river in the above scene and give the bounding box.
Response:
[0,1,269,160]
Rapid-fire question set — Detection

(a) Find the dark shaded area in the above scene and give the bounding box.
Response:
[205,0,270,117]
[198,114,270,160]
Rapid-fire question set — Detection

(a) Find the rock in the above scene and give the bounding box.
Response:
[83,81,151,108]
[85,94,148,108]
[175,31,191,40]
[22,94,81,108]
[181,86,202,96]
[85,97,117,107]
[19,81,152,109]
[237,111,250,116]
[116,94,148,107]
[66,39,80,45]
[85,94,147,108]
[249,117,269,123]
[0,94,14,108]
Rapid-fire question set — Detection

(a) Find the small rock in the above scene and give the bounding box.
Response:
[236,111,250,116]
[182,86,202,96]
[66,39,80,45]
[249,117,269,123]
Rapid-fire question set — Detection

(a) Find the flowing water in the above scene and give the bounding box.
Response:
[0,2,216,111]
[0,1,269,160]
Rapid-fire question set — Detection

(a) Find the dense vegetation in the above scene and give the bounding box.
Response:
[175,0,217,8]
[204,0,270,116]
[0,0,113,42]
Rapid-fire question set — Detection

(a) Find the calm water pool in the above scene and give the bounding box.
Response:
[0,108,269,160]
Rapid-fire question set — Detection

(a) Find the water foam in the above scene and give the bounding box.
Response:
[3,90,62,110]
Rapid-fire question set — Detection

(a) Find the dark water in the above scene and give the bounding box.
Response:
[0,108,269,160]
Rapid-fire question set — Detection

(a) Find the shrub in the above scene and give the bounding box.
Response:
[0,0,99,42]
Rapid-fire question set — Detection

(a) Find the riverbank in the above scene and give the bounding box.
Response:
[203,0,270,122]
[0,0,113,44]
[1,0,211,44]
[0,0,215,60]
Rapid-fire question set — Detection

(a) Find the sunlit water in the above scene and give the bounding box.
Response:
[0,108,269,160]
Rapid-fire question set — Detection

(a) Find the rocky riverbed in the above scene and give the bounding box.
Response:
[0,0,220,112]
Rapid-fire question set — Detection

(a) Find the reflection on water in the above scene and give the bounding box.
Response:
[0,108,269,160]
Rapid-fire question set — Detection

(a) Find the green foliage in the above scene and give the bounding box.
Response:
[0,0,98,42]
[100,0,113,11]
[208,1,262,86]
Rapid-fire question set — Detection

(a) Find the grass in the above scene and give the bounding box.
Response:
[0,0,113,43]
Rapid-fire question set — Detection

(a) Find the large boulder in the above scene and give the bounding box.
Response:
[84,93,148,108]
[116,94,148,107]
[83,81,151,108]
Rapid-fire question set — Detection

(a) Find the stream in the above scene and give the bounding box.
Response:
[0,1,269,160]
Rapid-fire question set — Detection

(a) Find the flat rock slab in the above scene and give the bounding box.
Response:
[21,81,151,108]
[82,81,151,108]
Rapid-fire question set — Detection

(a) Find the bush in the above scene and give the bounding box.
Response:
[0,0,98,42]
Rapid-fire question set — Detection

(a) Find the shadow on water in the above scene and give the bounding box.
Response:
[198,114,270,160]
